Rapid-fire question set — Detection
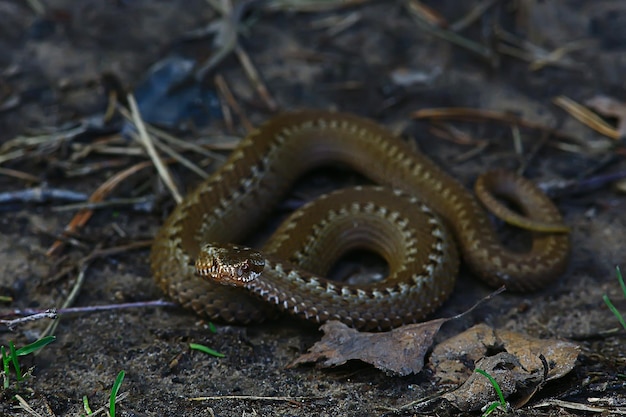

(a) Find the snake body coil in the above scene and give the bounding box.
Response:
[151,110,570,331]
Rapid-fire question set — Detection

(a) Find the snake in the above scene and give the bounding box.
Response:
[150,110,570,331]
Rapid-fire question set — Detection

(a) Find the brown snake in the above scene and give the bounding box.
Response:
[151,110,570,331]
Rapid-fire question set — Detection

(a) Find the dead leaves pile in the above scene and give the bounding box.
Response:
[292,320,579,412]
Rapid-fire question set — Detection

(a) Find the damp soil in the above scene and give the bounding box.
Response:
[1,1,625,416]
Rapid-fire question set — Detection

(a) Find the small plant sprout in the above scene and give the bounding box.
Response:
[109,370,125,417]
[475,368,510,416]
[1,336,56,389]
[603,266,626,331]
[189,343,225,358]
[82,395,93,415]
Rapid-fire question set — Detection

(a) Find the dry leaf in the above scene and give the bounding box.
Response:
[431,324,580,411]
[442,352,538,412]
[290,289,505,376]
[289,318,450,376]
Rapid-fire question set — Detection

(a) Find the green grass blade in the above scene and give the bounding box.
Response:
[9,341,22,383]
[475,368,506,407]
[616,266,626,299]
[208,322,217,333]
[15,336,56,356]
[189,343,225,358]
[603,295,626,330]
[109,370,125,417]
[482,402,500,416]
[83,395,92,414]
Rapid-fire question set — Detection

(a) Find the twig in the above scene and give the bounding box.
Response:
[14,394,44,417]
[51,196,155,213]
[553,95,620,140]
[539,170,626,198]
[214,74,254,132]
[147,124,226,161]
[263,0,370,12]
[190,394,320,403]
[449,0,501,32]
[127,94,182,203]
[1,301,176,322]
[0,167,40,182]
[234,45,278,111]
[0,310,57,331]
[413,107,581,143]
[533,399,626,415]
[0,187,87,204]
[406,0,497,64]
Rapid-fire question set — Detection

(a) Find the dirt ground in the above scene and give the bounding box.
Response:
[1,1,625,416]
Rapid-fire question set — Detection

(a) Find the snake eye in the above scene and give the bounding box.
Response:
[237,263,249,277]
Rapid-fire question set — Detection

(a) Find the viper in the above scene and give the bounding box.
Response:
[150,110,570,331]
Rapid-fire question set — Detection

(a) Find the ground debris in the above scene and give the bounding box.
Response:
[433,323,580,411]
[289,318,450,376]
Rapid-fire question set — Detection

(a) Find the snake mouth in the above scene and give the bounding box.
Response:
[195,243,265,287]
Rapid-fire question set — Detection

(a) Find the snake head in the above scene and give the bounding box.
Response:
[195,243,265,287]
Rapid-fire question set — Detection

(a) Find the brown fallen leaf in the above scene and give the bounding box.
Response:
[290,288,506,376]
[442,352,538,412]
[289,318,449,376]
[431,323,580,411]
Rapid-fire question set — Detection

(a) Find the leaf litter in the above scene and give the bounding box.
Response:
[291,291,579,412]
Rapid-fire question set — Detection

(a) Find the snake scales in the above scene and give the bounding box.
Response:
[151,110,570,331]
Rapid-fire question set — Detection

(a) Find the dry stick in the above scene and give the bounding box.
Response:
[211,65,234,133]
[586,95,626,137]
[0,302,177,330]
[0,167,40,182]
[190,395,321,403]
[533,399,626,415]
[70,134,129,161]
[117,106,209,180]
[449,0,501,32]
[0,310,57,331]
[150,136,208,179]
[528,40,594,71]
[65,159,131,178]
[413,107,581,143]
[46,160,154,257]
[406,0,496,63]
[553,95,620,140]
[234,44,278,111]
[494,27,587,72]
[214,74,254,133]
[0,187,87,204]
[127,94,182,203]
[147,123,225,161]
[263,0,371,13]
[3,301,177,319]
[14,394,44,417]
[51,196,155,213]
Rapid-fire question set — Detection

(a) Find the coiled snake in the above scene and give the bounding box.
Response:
[150,111,570,331]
